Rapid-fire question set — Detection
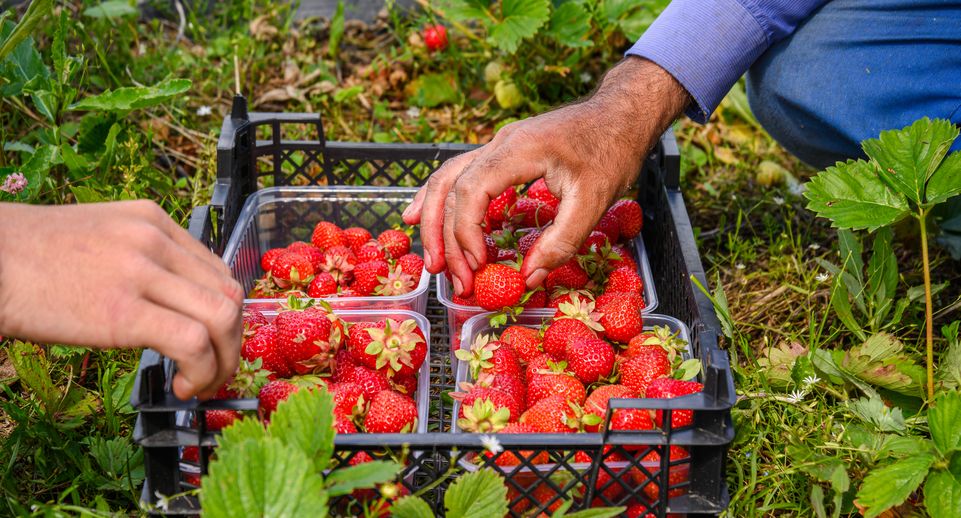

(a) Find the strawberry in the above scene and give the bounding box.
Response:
[609,244,637,271]
[482,340,523,379]
[332,348,357,382]
[311,221,345,251]
[270,252,313,288]
[619,348,670,396]
[454,385,518,423]
[334,410,358,434]
[275,308,342,374]
[475,372,526,417]
[578,230,610,254]
[473,263,526,310]
[456,396,512,432]
[352,260,390,296]
[519,394,578,433]
[202,409,241,431]
[451,292,476,306]
[636,446,691,500]
[483,234,500,263]
[545,259,589,291]
[624,327,687,362]
[526,178,559,209]
[364,390,418,433]
[241,324,290,378]
[242,309,269,336]
[547,290,593,310]
[347,366,391,401]
[526,361,586,407]
[525,353,552,380]
[391,375,417,395]
[566,337,615,385]
[423,24,448,52]
[260,247,287,273]
[499,325,542,363]
[288,242,325,270]
[610,199,643,239]
[257,379,298,419]
[331,381,367,417]
[364,318,427,378]
[594,211,620,242]
[307,272,338,297]
[485,188,517,230]
[377,229,411,259]
[397,253,425,279]
[599,292,644,343]
[646,377,703,429]
[374,267,416,296]
[610,408,654,433]
[347,321,384,369]
[606,266,643,295]
[517,228,541,256]
[530,483,568,515]
[343,227,372,254]
[356,241,387,263]
[488,422,548,466]
[509,197,557,227]
[542,318,599,360]
[320,245,356,285]
[583,384,636,432]
[626,503,683,518]
[522,288,547,309]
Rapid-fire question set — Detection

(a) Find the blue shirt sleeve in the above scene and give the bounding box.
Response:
[626,0,828,122]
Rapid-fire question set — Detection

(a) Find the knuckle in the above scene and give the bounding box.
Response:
[180,321,211,358]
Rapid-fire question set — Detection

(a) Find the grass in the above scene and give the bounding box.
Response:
[1,0,960,516]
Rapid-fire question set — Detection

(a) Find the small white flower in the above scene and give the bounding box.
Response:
[816,272,830,283]
[406,106,421,118]
[731,194,738,201]
[579,72,591,83]
[480,435,503,455]
[736,263,746,270]
[808,243,821,250]
[154,491,171,513]
[785,390,807,404]
[773,196,784,206]
[196,105,212,117]
[803,375,821,386]
[138,42,147,55]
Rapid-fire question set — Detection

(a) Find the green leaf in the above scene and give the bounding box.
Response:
[788,444,850,494]
[610,0,667,40]
[929,390,961,455]
[85,436,144,490]
[926,151,961,205]
[488,0,550,53]
[0,16,50,97]
[866,228,897,315]
[546,3,592,48]
[61,145,92,176]
[939,322,961,388]
[325,461,402,497]
[444,468,508,518]
[823,266,866,341]
[7,341,59,412]
[438,0,490,22]
[327,1,345,59]
[856,453,934,518]
[846,396,906,434]
[333,85,363,103]
[216,416,267,453]
[0,0,52,63]
[841,333,924,397]
[267,388,335,471]
[200,437,328,517]
[408,73,461,108]
[879,435,933,457]
[562,507,628,518]
[391,496,436,518]
[925,470,961,518]
[757,342,807,389]
[51,11,67,84]
[861,117,959,205]
[82,1,139,19]
[804,159,910,231]
[70,78,191,112]
[837,229,864,292]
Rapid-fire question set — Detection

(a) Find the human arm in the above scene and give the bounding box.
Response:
[0,201,244,400]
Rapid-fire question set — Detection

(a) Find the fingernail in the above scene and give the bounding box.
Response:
[464,251,478,271]
[526,268,549,289]
[402,204,413,219]
[424,253,433,271]
[453,276,464,296]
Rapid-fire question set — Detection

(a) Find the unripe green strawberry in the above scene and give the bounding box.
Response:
[484,61,505,86]
[494,80,523,110]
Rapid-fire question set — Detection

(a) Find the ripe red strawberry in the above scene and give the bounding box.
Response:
[522,289,547,309]
[610,408,654,434]
[547,290,593,310]
[346,366,391,400]
[423,24,448,52]
[288,242,325,270]
[485,188,517,230]
[517,228,541,256]
[391,375,417,395]
[257,379,298,419]
[526,178,559,209]
[482,341,523,379]
[311,221,345,251]
[334,410,358,434]
[646,377,703,429]
[599,292,644,343]
[260,247,287,273]
[356,240,387,263]
[352,260,390,296]
[545,259,589,291]
[499,325,542,363]
[637,446,691,500]
[626,503,683,518]
[451,292,476,306]
[526,362,586,407]
[606,266,643,295]
[473,263,526,310]
[610,199,643,239]
[320,245,356,285]
[270,252,313,288]
[365,318,427,379]
[275,308,342,374]
[343,227,372,254]
[242,309,269,336]
[594,211,620,242]
[331,381,367,417]
[374,267,416,296]
[377,229,411,259]
[509,197,557,227]
[583,384,636,432]
[483,234,500,263]
[489,422,548,466]
[619,348,670,396]
[455,385,518,422]
[609,244,637,271]
[333,348,356,382]
[202,409,241,431]
[397,253,425,278]
[542,318,598,360]
[347,321,384,369]
[454,387,517,429]
[525,353,551,380]
[307,272,338,297]
[579,230,610,253]
[474,372,526,417]
[364,390,418,433]
[241,324,290,378]
[519,394,578,433]
[567,337,615,385]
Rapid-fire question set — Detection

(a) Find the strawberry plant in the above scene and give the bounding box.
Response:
[805,118,961,400]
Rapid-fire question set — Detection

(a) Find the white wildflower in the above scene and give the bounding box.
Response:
[139,42,148,55]
[773,196,784,206]
[784,390,807,404]
[579,72,591,83]
[803,375,821,386]
[480,435,503,455]
[736,263,746,270]
[406,106,421,118]
[816,272,830,283]
[154,491,171,513]
[196,105,213,117]
[808,243,821,250]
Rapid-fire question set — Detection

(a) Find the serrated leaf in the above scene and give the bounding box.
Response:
[267,388,335,471]
[929,390,961,455]
[438,0,490,22]
[216,416,267,453]
[788,444,850,494]
[856,454,934,518]
[926,151,961,205]
[8,340,59,412]
[757,342,807,389]
[85,436,144,489]
[391,496,435,518]
[924,470,961,518]
[841,333,923,396]
[444,468,508,518]
[200,437,328,517]
[825,267,866,341]
[407,73,461,108]
[861,118,959,205]
[804,159,910,231]
[837,229,864,290]
[546,3,592,48]
[70,78,191,112]
[879,435,932,457]
[939,322,961,388]
[488,0,550,53]
[866,227,897,313]
[325,460,402,497]
[83,1,139,19]
[562,507,628,518]
[847,396,906,434]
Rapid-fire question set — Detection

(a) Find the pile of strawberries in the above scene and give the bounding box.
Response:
[251,221,425,299]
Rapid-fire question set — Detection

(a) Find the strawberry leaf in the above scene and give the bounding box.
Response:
[925,150,961,206]
[804,159,910,231]
[560,507,629,518]
[855,453,934,518]
[444,467,508,518]
[928,390,961,455]
[391,496,435,518]
[267,387,335,472]
[325,460,402,497]
[546,2,592,48]
[673,359,701,381]
[923,470,961,518]
[487,0,550,53]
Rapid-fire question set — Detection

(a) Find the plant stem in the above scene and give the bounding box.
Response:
[920,209,935,401]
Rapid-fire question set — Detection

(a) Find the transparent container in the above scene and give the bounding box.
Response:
[222,186,430,314]
[437,235,658,352]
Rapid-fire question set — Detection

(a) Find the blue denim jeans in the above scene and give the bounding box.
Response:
[746,0,961,168]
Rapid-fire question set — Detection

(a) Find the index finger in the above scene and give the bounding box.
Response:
[417,151,478,274]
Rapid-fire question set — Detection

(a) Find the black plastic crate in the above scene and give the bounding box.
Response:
[131,95,735,516]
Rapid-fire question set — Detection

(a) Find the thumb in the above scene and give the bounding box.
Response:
[521,190,606,288]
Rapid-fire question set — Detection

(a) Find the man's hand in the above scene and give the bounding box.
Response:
[0,200,244,401]
[402,57,689,296]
